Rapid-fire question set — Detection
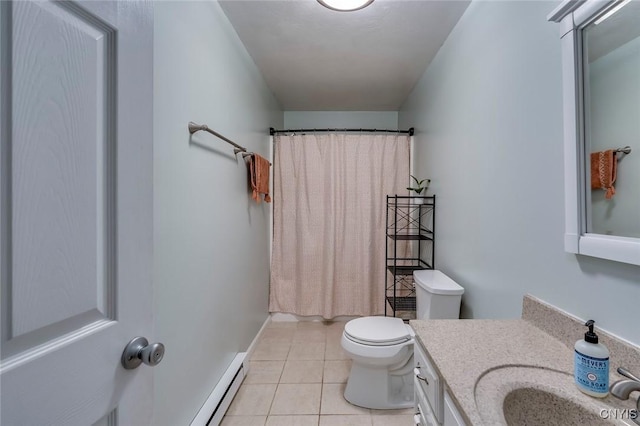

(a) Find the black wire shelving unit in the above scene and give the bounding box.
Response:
[385,195,435,319]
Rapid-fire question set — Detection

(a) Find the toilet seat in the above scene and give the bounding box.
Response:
[344,316,412,346]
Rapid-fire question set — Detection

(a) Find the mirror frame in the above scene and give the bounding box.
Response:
[549,0,640,266]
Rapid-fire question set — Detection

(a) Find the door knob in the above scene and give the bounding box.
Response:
[121,337,165,369]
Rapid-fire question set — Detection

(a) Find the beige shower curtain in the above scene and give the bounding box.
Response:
[270,133,410,319]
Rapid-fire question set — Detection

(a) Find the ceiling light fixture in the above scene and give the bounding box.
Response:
[317,0,374,12]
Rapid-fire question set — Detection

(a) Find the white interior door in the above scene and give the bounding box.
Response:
[0,1,154,424]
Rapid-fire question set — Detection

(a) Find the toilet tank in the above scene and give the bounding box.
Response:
[414,270,464,320]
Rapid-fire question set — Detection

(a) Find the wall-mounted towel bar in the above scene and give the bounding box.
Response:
[615,146,632,155]
[241,152,271,165]
[188,122,247,154]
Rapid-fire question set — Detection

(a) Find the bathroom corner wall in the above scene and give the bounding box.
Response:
[399,1,640,345]
[153,2,283,425]
[283,111,399,129]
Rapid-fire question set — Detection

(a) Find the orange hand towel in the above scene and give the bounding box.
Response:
[590,150,617,199]
[249,153,271,203]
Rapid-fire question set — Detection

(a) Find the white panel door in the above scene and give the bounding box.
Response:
[0,1,154,424]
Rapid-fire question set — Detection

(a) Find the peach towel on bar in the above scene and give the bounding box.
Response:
[249,153,271,203]
[590,149,617,199]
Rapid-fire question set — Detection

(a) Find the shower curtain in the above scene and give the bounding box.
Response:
[270,133,410,319]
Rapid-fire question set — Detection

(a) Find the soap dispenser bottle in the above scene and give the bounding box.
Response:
[574,320,610,397]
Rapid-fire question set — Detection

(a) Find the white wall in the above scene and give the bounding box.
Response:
[284,111,398,129]
[153,2,282,425]
[588,36,640,237]
[399,1,640,345]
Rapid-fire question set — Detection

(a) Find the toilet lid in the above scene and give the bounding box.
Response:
[344,317,411,346]
[413,270,464,295]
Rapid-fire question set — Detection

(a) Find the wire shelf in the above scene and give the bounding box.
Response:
[385,195,435,318]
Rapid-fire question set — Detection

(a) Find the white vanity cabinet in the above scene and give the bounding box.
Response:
[414,341,467,426]
[443,391,466,426]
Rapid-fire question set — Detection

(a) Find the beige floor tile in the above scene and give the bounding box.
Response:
[267,321,299,329]
[270,383,322,415]
[288,342,325,360]
[319,414,373,426]
[223,320,415,425]
[326,329,345,343]
[293,328,327,342]
[297,321,329,330]
[220,416,267,426]
[325,340,349,360]
[280,360,324,383]
[370,414,414,425]
[320,384,370,415]
[370,408,414,416]
[265,415,319,426]
[252,339,291,361]
[261,327,296,342]
[325,322,346,339]
[245,361,285,384]
[325,321,347,331]
[323,360,351,383]
[226,384,277,416]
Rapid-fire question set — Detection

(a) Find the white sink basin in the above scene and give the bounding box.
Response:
[474,366,636,426]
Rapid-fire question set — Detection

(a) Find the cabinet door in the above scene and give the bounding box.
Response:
[414,340,443,422]
[444,390,467,426]
[414,375,439,426]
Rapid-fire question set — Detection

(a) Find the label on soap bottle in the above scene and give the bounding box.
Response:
[574,350,609,394]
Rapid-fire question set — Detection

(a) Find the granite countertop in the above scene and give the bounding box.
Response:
[409,319,635,426]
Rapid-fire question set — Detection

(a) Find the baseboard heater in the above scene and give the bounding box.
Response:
[190,352,247,426]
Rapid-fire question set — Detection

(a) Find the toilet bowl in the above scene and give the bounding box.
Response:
[341,270,464,410]
[342,316,416,409]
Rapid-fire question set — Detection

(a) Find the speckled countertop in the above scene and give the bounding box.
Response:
[409,318,637,425]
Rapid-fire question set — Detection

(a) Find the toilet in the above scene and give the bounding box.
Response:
[341,270,464,409]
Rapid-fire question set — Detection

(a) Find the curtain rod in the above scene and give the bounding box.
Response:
[270,127,414,136]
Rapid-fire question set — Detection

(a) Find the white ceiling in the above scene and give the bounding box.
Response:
[219,0,470,111]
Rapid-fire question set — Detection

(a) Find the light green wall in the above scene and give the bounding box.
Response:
[153,2,282,424]
[400,0,640,345]
[284,111,399,129]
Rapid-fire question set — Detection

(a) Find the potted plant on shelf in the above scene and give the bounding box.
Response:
[407,175,430,204]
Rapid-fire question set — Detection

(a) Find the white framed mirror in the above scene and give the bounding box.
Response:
[549,0,640,266]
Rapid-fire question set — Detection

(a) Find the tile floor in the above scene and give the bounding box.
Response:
[221,321,415,426]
